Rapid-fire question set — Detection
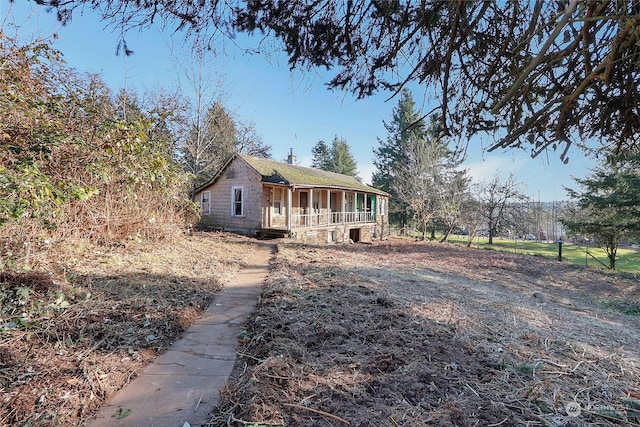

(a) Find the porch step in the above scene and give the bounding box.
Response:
[257,229,290,239]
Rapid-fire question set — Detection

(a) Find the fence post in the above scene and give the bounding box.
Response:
[558,240,563,261]
[585,247,588,267]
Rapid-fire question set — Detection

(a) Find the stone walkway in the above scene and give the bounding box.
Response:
[85,242,275,427]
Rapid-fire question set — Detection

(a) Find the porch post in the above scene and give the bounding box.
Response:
[308,188,313,225]
[287,187,292,231]
[355,192,359,221]
[326,190,331,224]
[341,191,346,223]
[363,193,368,221]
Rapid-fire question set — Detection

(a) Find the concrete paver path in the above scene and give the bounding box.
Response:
[86,242,275,427]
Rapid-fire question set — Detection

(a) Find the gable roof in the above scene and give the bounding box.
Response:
[197,153,388,196]
[239,154,388,195]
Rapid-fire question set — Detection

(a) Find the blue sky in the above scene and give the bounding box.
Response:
[2,1,592,201]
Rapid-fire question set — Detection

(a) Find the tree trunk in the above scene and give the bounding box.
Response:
[190,176,199,202]
[439,225,454,243]
[466,231,477,247]
[608,247,617,270]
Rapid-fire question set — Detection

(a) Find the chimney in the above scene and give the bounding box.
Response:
[287,148,296,165]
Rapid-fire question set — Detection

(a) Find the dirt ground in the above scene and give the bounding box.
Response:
[2,235,639,426]
[0,232,262,427]
[210,238,640,427]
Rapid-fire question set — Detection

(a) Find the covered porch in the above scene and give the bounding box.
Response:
[261,185,378,233]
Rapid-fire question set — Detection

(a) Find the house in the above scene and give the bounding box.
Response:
[194,153,390,244]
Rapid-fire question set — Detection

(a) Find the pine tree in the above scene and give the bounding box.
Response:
[374,89,469,236]
[311,136,359,178]
[393,114,457,238]
[179,102,271,199]
[311,139,331,169]
[329,136,358,178]
[562,153,640,270]
[372,88,426,228]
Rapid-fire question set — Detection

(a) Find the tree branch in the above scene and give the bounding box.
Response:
[491,0,579,114]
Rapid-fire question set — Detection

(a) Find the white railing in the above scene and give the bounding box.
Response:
[291,211,375,228]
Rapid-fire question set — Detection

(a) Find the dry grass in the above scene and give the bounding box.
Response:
[212,238,640,427]
[0,231,261,427]
[3,235,639,426]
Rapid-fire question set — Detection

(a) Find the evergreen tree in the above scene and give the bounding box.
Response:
[562,153,640,270]
[372,88,426,228]
[329,136,358,178]
[179,102,270,199]
[179,102,236,198]
[311,139,331,169]
[393,114,461,238]
[374,90,469,236]
[311,136,359,178]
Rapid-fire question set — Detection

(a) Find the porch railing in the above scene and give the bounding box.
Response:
[291,211,375,228]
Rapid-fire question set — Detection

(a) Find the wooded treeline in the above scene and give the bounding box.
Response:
[0,34,268,269]
[3,6,640,271]
[372,88,640,268]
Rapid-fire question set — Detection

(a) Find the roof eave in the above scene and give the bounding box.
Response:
[288,184,388,196]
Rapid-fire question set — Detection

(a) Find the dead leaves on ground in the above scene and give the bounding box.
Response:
[1,232,259,427]
[213,239,640,427]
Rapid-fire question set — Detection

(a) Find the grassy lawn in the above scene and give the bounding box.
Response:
[446,235,640,274]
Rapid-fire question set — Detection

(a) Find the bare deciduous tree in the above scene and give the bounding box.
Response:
[436,170,471,243]
[477,174,528,244]
[173,50,271,199]
[179,101,236,199]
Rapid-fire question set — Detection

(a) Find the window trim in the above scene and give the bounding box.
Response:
[201,190,211,216]
[231,186,244,217]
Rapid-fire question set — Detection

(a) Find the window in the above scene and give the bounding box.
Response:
[312,191,321,213]
[366,195,374,212]
[273,188,282,215]
[346,193,355,212]
[379,198,387,216]
[232,186,244,217]
[201,191,211,215]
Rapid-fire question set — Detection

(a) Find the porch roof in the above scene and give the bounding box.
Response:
[240,154,388,196]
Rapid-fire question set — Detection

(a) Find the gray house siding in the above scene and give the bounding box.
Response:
[197,157,263,234]
[194,154,390,243]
